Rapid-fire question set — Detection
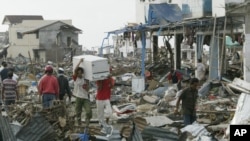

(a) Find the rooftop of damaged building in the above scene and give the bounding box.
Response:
[2,15,44,25]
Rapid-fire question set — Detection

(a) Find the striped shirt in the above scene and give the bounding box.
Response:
[2,78,17,100]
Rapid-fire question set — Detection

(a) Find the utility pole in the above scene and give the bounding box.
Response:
[56,31,61,69]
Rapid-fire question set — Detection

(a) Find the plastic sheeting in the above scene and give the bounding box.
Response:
[147,3,182,25]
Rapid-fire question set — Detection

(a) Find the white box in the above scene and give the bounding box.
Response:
[73,55,110,81]
[132,76,145,93]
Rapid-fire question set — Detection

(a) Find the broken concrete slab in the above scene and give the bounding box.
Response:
[227,78,250,93]
[142,95,160,104]
[144,116,174,127]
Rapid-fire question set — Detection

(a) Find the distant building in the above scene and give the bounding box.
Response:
[2,15,82,62]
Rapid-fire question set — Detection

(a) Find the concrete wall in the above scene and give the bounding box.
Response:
[7,45,37,58]
[8,25,39,58]
[213,0,226,17]
[39,22,79,62]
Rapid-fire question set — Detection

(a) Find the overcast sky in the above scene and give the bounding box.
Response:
[0,0,136,49]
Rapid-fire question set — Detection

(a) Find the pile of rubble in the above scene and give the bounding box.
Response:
[0,53,249,141]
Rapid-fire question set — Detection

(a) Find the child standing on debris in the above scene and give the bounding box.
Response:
[57,68,72,102]
[38,65,59,109]
[96,74,114,128]
[2,71,19,110]
[73,58,92,127]
[174,78,199,126]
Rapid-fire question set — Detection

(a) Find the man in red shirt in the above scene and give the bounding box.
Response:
[38,65,59,109]
[96,75,114,130]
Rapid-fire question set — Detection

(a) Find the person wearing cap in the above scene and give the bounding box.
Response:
[96,73,114,133]
[73,58,92,127]
[38,65,59,109]
[2,71,19,111]
[57,68,72,102]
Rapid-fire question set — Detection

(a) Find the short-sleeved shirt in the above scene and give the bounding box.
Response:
[2,78,17,100]
[96,77,113,100]
[179,87,198,115]
[72,75,88,99]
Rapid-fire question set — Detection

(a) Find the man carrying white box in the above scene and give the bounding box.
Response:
[96,73,114,135]
[72,58,92,127]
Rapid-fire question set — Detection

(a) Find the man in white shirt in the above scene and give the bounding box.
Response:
[73,58,92,127]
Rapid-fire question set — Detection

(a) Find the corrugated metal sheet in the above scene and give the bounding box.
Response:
[133,117,179,141]
[141,126,179,141]
[16,113,55,141]
[95,129,121,141]
[134,117,148,132]
[0,115,16,141]
[128,122,143,141]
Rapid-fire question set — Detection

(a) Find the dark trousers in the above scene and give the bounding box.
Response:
[42,94,56,109]
[183,114,196,126]
[4,100,15,111]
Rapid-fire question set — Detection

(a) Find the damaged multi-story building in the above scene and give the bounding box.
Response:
[2,15,82,62]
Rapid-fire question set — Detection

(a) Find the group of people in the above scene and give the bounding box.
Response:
[0,58,113,132]
[0,57,206,128]
[38,58,114,131]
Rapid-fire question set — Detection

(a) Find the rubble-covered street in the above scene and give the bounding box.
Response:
[0,51,249,141]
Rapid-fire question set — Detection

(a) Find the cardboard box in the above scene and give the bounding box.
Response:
[73,55,110,81]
